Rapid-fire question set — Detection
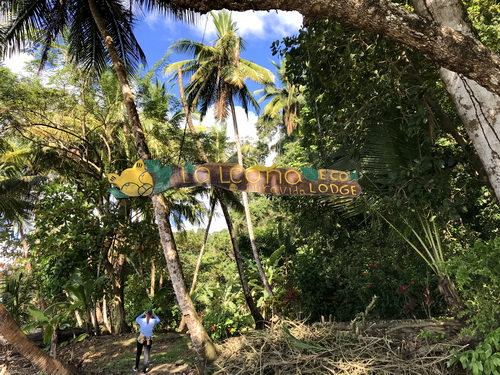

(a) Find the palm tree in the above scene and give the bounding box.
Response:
[0,0,217,368]
[257,59,305,136]
[174,67,266,328]
[166,10,276,298]
[0,303,79,375]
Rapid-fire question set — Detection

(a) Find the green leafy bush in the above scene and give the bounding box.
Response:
[195,277,254,342]
[448,237,500,333]
[449,327,500,375]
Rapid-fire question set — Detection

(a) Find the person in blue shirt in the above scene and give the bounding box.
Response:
[133,309,160,374]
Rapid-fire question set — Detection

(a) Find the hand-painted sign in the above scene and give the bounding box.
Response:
[107,160,361,198]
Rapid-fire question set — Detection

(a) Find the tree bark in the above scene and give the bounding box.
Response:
[168,0,500,97]
[178,198,216,332]
[229,96,274,298]
[177,69,266,328]
[0,304,80,375]
[216,191,266,329]
[100,240,128,334]
[86,0,217,367]
[412,0,500,204]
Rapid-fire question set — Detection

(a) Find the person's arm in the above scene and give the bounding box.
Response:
[153,314,160,325]
[135,313,145,324]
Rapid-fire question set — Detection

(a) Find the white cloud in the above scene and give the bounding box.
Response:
[191,10,303,41]
[2,52,33,75]
[200,105,258,143]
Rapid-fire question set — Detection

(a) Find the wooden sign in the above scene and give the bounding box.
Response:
[108,160,361,198]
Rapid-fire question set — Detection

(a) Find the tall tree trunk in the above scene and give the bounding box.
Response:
[150,260,156,297]
[49,329,58,359]
[86,0,217,367]
[178,69,266,328]
[102,295,112,333]
[101,241,128,334]
[90,306,100,336]
[217,192,266,329]
[412,0,500,204]
[229,96,274,298]
[0,304,79,375]
[178,198,216,332]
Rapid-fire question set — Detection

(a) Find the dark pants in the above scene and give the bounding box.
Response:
[135,340,152,371]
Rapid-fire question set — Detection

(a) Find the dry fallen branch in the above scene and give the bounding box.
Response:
[212,320,466,374]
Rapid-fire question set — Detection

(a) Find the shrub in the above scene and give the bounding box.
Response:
[448,237,500,333]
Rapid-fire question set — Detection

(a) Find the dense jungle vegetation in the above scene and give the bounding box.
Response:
[1,1,499,374]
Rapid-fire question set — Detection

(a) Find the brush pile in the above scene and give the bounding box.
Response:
[213,320,467,374]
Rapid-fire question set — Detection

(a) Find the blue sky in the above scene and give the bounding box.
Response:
[135,10,303,142]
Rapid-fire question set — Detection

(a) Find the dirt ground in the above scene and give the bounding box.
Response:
[0,332,197,375]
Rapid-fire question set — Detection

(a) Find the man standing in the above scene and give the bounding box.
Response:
[133,309,160,374]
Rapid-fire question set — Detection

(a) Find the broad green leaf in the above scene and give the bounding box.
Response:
[184,161,195,174]
[144,159,163,174]
[27,306,48,322]
[268,245,285,267]
[300,167,318,181]
[153,181,170,195]
[156,165,173,183]
[108,188,130,199]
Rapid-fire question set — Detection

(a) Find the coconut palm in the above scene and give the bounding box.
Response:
[0,303,79,375]
[166,10,276,298]
[257,59,305,136]
[174,67,266,328]
[0,0,217,368]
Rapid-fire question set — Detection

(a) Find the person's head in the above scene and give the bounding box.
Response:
[145,308,153,316]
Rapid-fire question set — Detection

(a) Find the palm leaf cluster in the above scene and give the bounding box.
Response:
[0,0,196,75]
[165,10,274,121]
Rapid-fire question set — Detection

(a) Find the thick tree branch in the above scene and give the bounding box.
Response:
[169,0,500,96]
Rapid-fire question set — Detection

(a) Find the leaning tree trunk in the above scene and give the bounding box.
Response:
[229,96,274,298]
[86,0,217,368]
[412,0,500,203]
[168,0,500,97]
[0,304,79,375]
[178,198,216,332]
[177,70,266,328]
[413,0,500,202]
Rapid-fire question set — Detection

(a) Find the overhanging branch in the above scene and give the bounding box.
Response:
[169,0,500,95]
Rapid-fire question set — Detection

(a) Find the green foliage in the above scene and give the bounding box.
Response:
[465,0,500,52]
[23,302,75,347]
[0,270,32,325]
[291,242,437,321]
[195,277,254,342]
[448,237,500,333]
[28,184,104,299]
[449,327,500,375]
[417,329,447,343]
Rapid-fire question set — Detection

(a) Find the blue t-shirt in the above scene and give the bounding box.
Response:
[135,313,160,339]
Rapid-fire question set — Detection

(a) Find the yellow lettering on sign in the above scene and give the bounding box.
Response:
[329,184,339,194]
[230,167,243,183]
[181,166,186,183]
[195,167,210,183]
[246,170,260,183]
[340,185,350,195]
[266,168,282,184]
[285,170,302,185]
[329,171,349,181]
[318,169,327,180]
[219,166,230,183]
[318,184,329,193]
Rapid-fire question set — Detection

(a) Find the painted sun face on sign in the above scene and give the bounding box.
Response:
[107,160,154,197]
